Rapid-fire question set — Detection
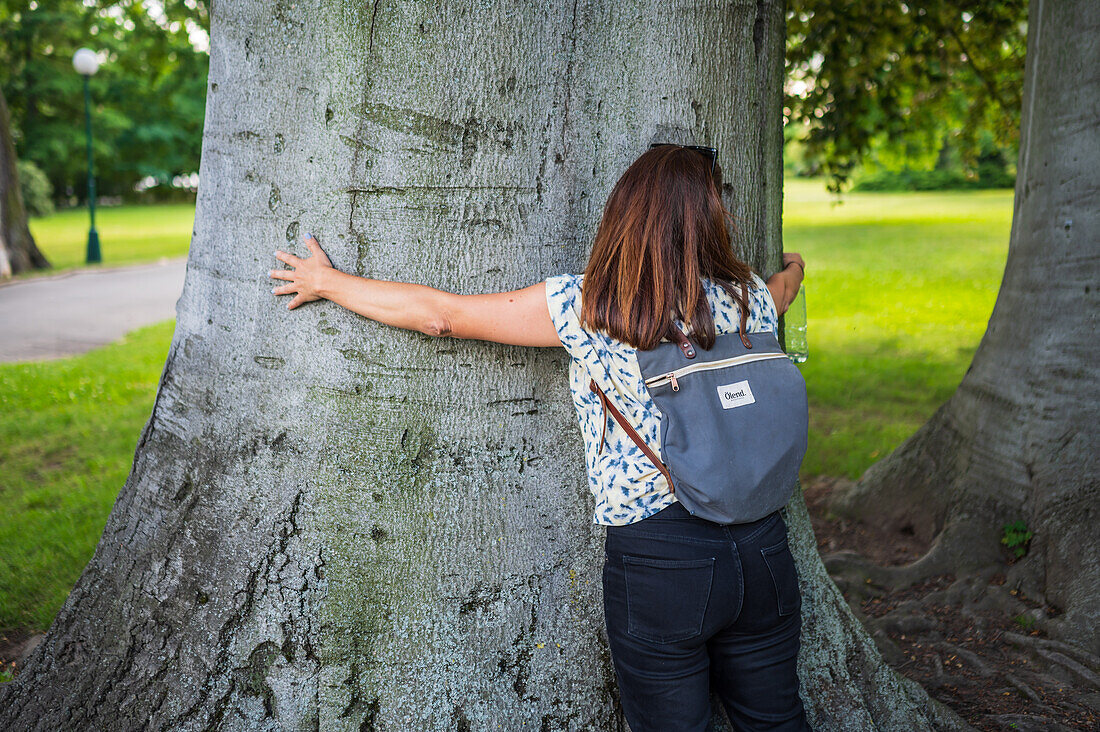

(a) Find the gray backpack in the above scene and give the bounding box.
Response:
[588,290,808,525]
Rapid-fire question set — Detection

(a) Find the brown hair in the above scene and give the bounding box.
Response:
[579,144,755,351]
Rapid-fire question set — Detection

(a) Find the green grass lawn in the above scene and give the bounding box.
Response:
[0,183,1013,633]
[17,203,194,280]
[784,178,1012,478]
[0,321,176,631]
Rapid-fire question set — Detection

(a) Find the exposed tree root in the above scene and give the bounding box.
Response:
[932,641,993,678]
[1001,631,1100,673]
[805,478,1100,729]
[983,714,1078,732]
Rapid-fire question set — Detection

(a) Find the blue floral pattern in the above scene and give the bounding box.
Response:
[545,272,780,526]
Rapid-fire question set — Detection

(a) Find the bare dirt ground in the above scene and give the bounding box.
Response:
[805,476,1100,731]
[0,628,39,680]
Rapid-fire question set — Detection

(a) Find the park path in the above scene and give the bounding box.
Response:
[0,257,187,363]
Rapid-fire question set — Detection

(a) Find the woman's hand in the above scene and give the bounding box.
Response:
[269,233,334,310]
[766,252,805,315]
[782,252,805,274]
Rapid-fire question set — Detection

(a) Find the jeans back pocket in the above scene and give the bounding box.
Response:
[622,555,715,644]
[760,536,801,616]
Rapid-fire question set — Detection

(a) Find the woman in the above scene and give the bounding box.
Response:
[268,144,809,731]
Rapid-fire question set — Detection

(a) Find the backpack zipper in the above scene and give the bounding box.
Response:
[645,351,790,391]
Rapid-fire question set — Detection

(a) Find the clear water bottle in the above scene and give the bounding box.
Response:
[785,285,808,363]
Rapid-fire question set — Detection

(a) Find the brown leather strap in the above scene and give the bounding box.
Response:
[666,322,696,359]
[590,378,675,493]
[738,281,752,349]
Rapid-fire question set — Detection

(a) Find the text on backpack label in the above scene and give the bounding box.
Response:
[717,380,756,409]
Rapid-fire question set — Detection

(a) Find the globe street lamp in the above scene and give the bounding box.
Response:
[72,48,101,264]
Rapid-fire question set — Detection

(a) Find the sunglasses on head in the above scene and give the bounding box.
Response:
[650,143,718,174]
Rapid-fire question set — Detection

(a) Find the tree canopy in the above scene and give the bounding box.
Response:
[786,0,1027,191]
[0,0,209,202]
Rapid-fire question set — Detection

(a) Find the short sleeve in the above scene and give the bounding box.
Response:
[750,272,780,333]
[544,273,591,360]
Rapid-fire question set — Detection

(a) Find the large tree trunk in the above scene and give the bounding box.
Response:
[0,85,49,279]
[0,1,964,729]
[830,0,1100,657]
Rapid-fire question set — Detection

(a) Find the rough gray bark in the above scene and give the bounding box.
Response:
[0,1,964,729]
[831,0,1100,656]
[0,85,49,279]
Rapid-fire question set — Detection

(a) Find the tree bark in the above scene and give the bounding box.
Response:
[0,85,49,279]
[0,1,965,729]
[830,0,1100,655]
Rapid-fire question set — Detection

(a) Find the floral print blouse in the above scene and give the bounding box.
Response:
[544,272,780,526]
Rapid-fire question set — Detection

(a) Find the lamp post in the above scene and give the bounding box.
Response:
[72,47,101,264]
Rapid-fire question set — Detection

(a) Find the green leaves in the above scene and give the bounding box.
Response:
[786,0,1027,193]
[0,0,209,204]
[1001,519,1033,559]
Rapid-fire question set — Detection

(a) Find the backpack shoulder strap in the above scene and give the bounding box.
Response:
[588,378,675,493]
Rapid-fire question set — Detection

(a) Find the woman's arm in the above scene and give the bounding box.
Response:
[766,252,805,315]
[269,234,563,348]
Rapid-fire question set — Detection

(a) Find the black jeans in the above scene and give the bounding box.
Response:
[603,501,811,731]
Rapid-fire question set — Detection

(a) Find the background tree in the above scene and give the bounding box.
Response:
[829,0,1100,657]
[0,0,209,204]
[0,1,967,729]
[786,0,1027,191]
[0,84,48,277]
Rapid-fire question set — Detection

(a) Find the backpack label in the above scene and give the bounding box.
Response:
[717,380,755,409]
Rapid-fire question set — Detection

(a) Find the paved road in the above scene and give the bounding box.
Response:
[0,257,187,363]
